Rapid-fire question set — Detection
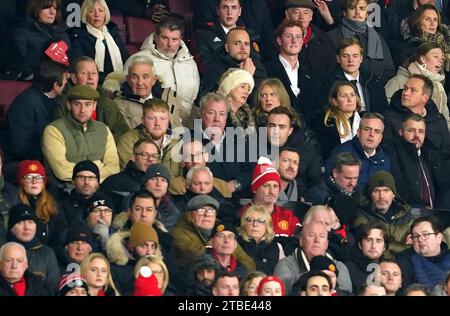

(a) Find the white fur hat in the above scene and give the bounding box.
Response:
[217,68,255,97]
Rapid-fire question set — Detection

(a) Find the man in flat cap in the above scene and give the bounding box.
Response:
[43,85,119,184]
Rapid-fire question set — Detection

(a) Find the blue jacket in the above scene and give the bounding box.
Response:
[325,136,391,188]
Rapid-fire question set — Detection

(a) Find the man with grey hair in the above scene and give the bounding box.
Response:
[273,221,352,294]
[114,55,162,128]
[0,242,51,296]
[325,112,391,188]
[124,16,200,126]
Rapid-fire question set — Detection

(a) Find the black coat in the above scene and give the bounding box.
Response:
[200,46,267,98]
[344,248,380,293]
[383,90,450,152]
[264,58,319,123]
[11,17,70,79]
[0,271,53,296]
[101,160,145,194]
[237,236,280,275]
[316,68,388,120]
[106,0,169,17]
[69,23,129,83]
[311,111,346,160]
[2,85,59,163]
[328,25,395,79]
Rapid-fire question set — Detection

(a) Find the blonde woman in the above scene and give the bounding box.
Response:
[237,205,285,275]
[134,255,170,295]
[80,252,120,296]
[241,271,267,296]
[313,81,361,159]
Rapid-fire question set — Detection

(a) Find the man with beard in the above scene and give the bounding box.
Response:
[383,114,450,209]
[42,85,119,184]
[186,253,221,296]
[200,27,267,97]
[117,98,182,176]
[353,171,414,258]
[124,17,200,121]
[276,147,302,206]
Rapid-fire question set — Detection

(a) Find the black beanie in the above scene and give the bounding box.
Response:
[64,222,95,249]
[72,160,100,181]
[8,204,38,230]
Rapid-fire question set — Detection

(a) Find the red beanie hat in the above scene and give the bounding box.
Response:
[251,156,281,193]
[257,275,285,296]
[133,266,163,296]
[17,160,47,185]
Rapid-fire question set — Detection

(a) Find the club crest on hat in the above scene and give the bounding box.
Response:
[328,264,336,273]
[28,163,39,172]
[278,220,289,231]
[215,224,225,233]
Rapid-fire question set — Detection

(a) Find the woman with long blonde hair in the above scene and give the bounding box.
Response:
[80,252,121,296]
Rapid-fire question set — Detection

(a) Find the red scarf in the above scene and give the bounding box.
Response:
[335,225,348,240]
[211,250,237,272]
[12,277,27,296]
[303,26,313,45]
[91,109,97,121]
[97,289,106,296]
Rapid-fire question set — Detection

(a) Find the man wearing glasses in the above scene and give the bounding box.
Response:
[397,216,450,290]
[102,139,160,196]
[325,112,390,188]
[171,194,255,273]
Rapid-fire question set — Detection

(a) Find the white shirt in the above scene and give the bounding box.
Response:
[344,72,366,111]
[279,54,300,96]
[139,93,153,104]
[221,24,232,35]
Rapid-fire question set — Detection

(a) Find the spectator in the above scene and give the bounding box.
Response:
[240,271,267,296]
[133,255,170,295]
[299,270,333,296]
[257,275,285,296]
[106,0,169,23]
[70,0,128,84]
[186,254,221,296]
[80,252,120,296]
[212,270,240,296]
[57,273,89,296]
[85,191,116,251]
[42,85,120,184]
[379,259,403,296]
[403,283,431,296]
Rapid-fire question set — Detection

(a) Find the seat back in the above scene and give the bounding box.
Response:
[169,0,194,12]
[0,80,32,128]
[124,17,156,54]
[110,14,126,44]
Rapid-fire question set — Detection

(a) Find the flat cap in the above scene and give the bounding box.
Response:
[187,194,219,211]
[67,85,100,100]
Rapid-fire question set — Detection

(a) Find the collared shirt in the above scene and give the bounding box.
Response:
[202,129,225,153]
[279,54,300,96]
[344,72,366,111]
[139,93,153,104]
[221,24,232,35]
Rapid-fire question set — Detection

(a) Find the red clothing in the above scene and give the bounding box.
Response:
[12,277,27,296]
[303,26,313,45]
[240,203,300,237]
[97,289,106,296]
[211,249,237,272]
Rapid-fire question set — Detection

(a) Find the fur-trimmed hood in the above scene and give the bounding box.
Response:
[112,211,168,233]
[106,230,132,266]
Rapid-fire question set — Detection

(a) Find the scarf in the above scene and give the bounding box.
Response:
[86,24,123,73]
[408,62,447,112]
[341,18,384,60]
[337,111,360,144]
[303,26,313,45]
[420,32,450,71]
[12,277,27,296]
[228,104,256,135]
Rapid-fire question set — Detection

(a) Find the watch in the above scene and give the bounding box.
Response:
[233,179,242,192]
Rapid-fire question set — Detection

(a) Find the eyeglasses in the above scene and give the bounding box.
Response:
[412,232,438,242]
[23,175,45,183]
[215,233,236,241]
[134,152,160,160]
[151,268,164,277]
[245,217,266,226]
[195,207,217,216]
[75,175,97,182]
[90,208,113,215]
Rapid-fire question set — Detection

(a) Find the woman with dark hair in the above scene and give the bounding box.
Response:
[395,4,450,70]
[12,0,70,80]
[386,42,449,129]
[312,81,361,160]
[70,0,128,84]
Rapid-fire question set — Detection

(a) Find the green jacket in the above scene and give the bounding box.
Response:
[58,86,129,142]
[353,197,415,259]
[171,213,256,272]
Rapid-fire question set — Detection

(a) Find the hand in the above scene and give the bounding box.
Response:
[240,57,256,76]
[151,4,170,23]
[313,0,334,25]
[226,180,237,194]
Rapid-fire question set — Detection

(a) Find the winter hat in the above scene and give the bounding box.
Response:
[217,68,255,97]
[8,204,38,230]
[310,255,338,276]
[87,192,115,215]
[212,221,237,237]
[367,171,397,195]
[133,266,162,296]
[67,85,100,101]
[45,40,69,66]
[191,254,221,273]
[285,0,315,9]
[251,156,281,193]
[326,195,359,225]
[17,160,46,185]
[72,160,100,181]
[142,164,171,185]
[58,273,89,296]
[129,222,159,249]
[257,275,285,296]
[64,222,95,249]
[187,195,220,211]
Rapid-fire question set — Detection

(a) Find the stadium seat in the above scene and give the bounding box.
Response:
[169,0,194,13]
[0,80,31,128]
[124,17,156,54]
[110,14,126,44]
